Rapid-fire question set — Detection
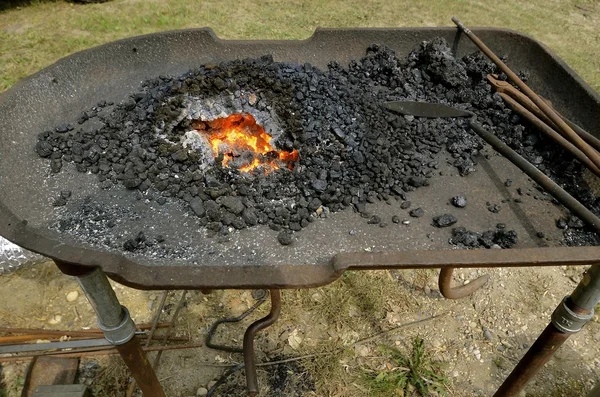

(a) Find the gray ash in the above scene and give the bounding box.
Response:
[34,37,597,249]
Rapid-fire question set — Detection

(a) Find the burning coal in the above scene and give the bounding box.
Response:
[192,113,298,173]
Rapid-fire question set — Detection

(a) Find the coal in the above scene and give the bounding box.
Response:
[432,214,457,228]
[35,37,595,250]
[400,201,411,209]
[451,195,467,208]
[392,215,400,224]
[450,226,518,249]
[189,197,206,217]
[277,230,293,245]
[409,208,424,218]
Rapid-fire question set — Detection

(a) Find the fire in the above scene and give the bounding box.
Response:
[192,113,298,173]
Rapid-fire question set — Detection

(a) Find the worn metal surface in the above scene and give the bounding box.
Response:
[244,290,281,396]
[0,28,599,289]
[469,121,600,232]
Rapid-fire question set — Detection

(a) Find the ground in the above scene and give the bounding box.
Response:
[1,0,600,396]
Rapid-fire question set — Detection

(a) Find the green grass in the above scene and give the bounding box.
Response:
[1,0,599,93]
[363,337,448,396]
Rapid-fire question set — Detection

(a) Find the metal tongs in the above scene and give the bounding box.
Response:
[487,74,600,177]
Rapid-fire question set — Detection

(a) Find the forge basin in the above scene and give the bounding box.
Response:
[1,27,599,289]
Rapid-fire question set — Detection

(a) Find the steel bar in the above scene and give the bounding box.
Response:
[494,322,572,396]
[152,290,188,372]
[438,268,490,299]
[0,342,201,363]
[334,246,600,271]
[468,121,600,233]
[498,92,600,177]
[452,16,600,170]
[494,265,600,396]
[0,323,171,337]
[0,338,111,354]
[244,290,282,396]
[55,262,165,397]
[127,291,169,397]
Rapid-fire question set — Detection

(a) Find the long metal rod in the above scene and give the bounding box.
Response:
[243,290,281,396]
[126,290,169,397]
[469,121,600,233]
[494,322,571,396]
[438,268,490,299]
[452,16,600,170]
[498,92,600,177]
[495,265,600,396]
[334,246,600,271]
[55,262,165,397]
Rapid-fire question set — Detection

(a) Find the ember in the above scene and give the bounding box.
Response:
[192,113,298,173]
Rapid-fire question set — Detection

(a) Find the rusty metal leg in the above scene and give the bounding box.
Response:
[438,267,490,299]
[243,289,281,396]
[494,265,600,396]
[55,262,165,397]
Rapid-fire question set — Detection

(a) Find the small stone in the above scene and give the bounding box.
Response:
[379,222,388,228]
[196,387,208,396]
[66,291,79,302]
[277,230,293,246]
[505,179,513,187]
[400,201,411,209]
[409,207,424,218]
[556,218,568,229]
[48,315,62,325]
[171,149,188,162]
[189,198,206,217]
[536,231,545,238]
[367,215,381,224]
[483,328,493,340]
[432,214,457,228]
[392,215,400,224]
[451,195,467,208]
[248,93,257,105]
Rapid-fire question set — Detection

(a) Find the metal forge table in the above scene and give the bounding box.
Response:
[1,27,600,396]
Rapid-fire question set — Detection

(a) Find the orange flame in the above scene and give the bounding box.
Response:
[193,113,298,173]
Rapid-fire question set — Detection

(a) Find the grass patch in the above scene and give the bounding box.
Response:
[0,0,599,93]
[363,337,448,397]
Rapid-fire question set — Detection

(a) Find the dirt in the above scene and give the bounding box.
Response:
[0,257,598,396]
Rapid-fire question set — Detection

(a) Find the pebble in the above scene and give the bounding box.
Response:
[392,215,400,224]
[409,207,424,218]
[432,214,457,228]
[451,195,467,208]
[48,315,62,325]
[196,387,208,396]
[483,328,493,340]
[66,290,79,302]
[277,230,293,245]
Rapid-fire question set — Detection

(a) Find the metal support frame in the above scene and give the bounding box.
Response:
[494,265,600,396]
[243,290,281,396]
[55,262,165,397]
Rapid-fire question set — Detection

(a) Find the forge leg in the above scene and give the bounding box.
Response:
[243,289,281,396]
[55,262,165,397]
[438,267,490,299]
[494,265,600,397]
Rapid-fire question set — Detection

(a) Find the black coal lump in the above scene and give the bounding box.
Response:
[451,195,467,208]
[432,214,457,228]
[409,208,424,218]
[277,230,293,246]
[189,197,206,217]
